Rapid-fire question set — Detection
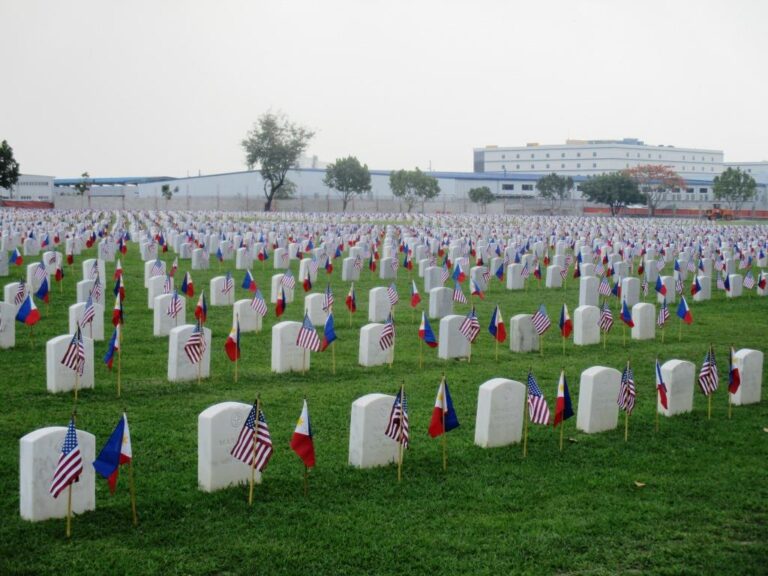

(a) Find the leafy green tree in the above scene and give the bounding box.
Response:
[161,184,177,204]
[535,173,573,212]
[468,186,495,212]
[75,171,92,208]
[0,140,20,193]
[323,156,372,211]
[241,111,314,211]
[713,167,757,212]
[623,164,685,216]
[579,172,644,216]
[389,168,440,212]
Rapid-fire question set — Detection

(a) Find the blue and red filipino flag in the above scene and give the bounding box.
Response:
[55,264,65,282]
[410,280,421,308]
[690,276,702,297]
[112,294,124,326]
[275,287,287,317]
[620,300,634,327]
[553,370,574,427]
[93,413,132,493]
[181,271,194,298]
[452,261,466,283]
[35,277,50,304]
[9,248,22,266]
[728,346,741,394]
[216,246,224,262]
[655,275,667,296]
[655,358,668,410]
[224,319,241,362]
[325,256,333,274]
[195,291,207,324]
[15,294,41,326]
[242,270,256,292]
[345,284,357,313]
[677,296,693,325]
[104,325,120,369]
[320,313,337,351]
[418,311,438,347]
[559,303,572,338]
[290,399,315,468]
[428,378,459,437]
[488,304,506,343]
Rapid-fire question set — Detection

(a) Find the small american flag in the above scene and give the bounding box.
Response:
[163,274,173,294]
[595,261,605,276]
[453,282,467,304]
[526,372,550,425]
[598,301,614,332]
[322,284,334,312]
[440,265,450,283]
[230,404,273,472]
[656,257,665,271]
[686,259,696,272]
[520,262,530,279]
[222,272,234,295]
[61,325,85,376]
[385,388,409,447]
[459,306,480,342]
[296,313,321,352]
[90,277,103,302]
[89,260,100,280]
[618,363,636,414]
[744,270,756,289]
[657,298,670,327]
[150,259,164,277]
[481,267,491,285]
[716,273,725,291]
[81,295,96,326]
[675,277,684,295]
[599,276,612,296]
[386,283,399,306]
[34,262,47,281]
[184,322,206,364]
[390,257,398,272]
[698,347,719,395]
[531,305,551,335]
[309,257,319,276]
[281,270,296,289]
[353,255,363,270]
[641,278,649,296]
[379,314,395,350]
[167,291,183,319]
[250,289,268,317]
[14,281,27,305]
[559,266,568,280]
[49,418,83,498]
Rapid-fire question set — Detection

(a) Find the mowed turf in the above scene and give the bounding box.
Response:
[1,241,767,576]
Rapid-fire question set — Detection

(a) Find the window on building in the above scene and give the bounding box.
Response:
[516,154,520,159]
[576,163,581,168]
[502,184,515,191]
[545,153,550,158]
[516,164,520,169]
[561,153,565,158]
[699,188,707,193]
[686,188,694,193]
[561,164,565,168]
[593,163,597,168]
[626,163,629,168]
[501,154,506,159]
[531,154,535,159]
[546,164,550,169]
[522,184,534,191]
[575,185,582,191]
[576,152,581,157]
[531,164,535,169]
[592,152,596,157]
[626,152,629,157]
[700,194,708,201]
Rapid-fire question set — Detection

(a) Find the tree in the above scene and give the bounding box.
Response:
[389,168,440,212]
[468,186,495,213]
[0,140,20,194]
[713,167,757,212]
[161,184,177,204]
[241,111,314,211]
[623,164,685,216]
[75,171,92,208]
[535,173,573,212]
[323,156,372,211]
[579,172,645,216]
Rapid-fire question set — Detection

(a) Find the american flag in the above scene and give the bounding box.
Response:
[520,262,530,279]
[89,260,100,280]
[657,298,670,327]
[322,284,334,312]
[598,301,614,332]
[167,291,183,319]
[386,283,399,306]
[641,278,649,296]
[230,404,273,472]
[453,282,468,304]
[34,262,47,281]
[309,257,319,275]
[163,274,173,294]
[390,257,398,272]
[222,272,234,295]
[250,289,268,317]
[440,265,450,283]
[531,305,551,335]
[379,314,395,350]
[481,267,491,285]
[281,269,296,289]
[459,307,480,342]
[296,313,321,351]
[618,363,636,414]
[656,257,665,271]
[61,325,85,376]
[49,418,83,498]
[599,276,612,296]
[559,266,568,280]
[595,261,605,276]
[384,388,409,447]
[744,270,756,289]
[81,295,96,326]
[353,255,363,270]
[90,277,103,303]
[14,281,26,305]
[686,259,696,273]
[716,273,725,291]
[526,372,550,425]
[184,322,206,364]
[698,347,719,395]
[150,259,164,277]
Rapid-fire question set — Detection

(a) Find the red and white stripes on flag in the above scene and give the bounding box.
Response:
[250,289,268,317]
[163,274,173,294]
[599,302,614,332]
[531,305,551,335]
[384,388,409,447]
[90,278,103,302]
[14,281,27,305]
[281,270,296,289]
[150,259,163,277]
[184,323,206,364]
[81,296,96,326]
[49,418,83,498]
[453,282,467,304]
[698,347,719,395]
[222,273,234,295]
[167,291,183,319]
[296,313,321,352]
[386,283,399,306]
[230,404,273,472]
[322,284,334,312]
[459,307,480,342]
[526,372,550,425]
[61,325,85,376]
[34,262,47,281]
[379,315,395,350]
[618,363,636,414]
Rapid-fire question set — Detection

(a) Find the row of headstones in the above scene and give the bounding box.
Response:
[22,351,762,521]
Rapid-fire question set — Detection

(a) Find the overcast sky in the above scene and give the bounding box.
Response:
[2,0,766,178]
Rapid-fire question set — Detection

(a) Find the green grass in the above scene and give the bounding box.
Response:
[1,242,767,575]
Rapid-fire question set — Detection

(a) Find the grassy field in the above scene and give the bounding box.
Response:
[1,240,767,575]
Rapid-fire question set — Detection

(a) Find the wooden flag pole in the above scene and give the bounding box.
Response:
[678,318,682,342]
[559,420,565,452]
[441,384,447,472]
[624,410,629,442]
[302,348,307,375]
[522,402,530,457]
[331,341,336,375]
[467,340,472,364]
[248,397,261,506]
[348,308,352,328]
[495,338,499,362]
[397,384,404,482]
[707,395,712,420]
[602,329,606,350]
[128,456,138,526]
[303,465,308,497]
[66,483,73,538]
[419,339,423,370]
[622,323,626,348]
[74,372,79,403]
[728,392,733,420]
[562,333,565,355]
[661,324,665,344]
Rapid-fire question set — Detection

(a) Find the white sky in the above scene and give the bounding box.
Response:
[1,0,766,178]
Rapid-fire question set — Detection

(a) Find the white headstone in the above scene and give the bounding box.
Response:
[574,305,600,346]
[270,274,295,304]
[657,276,676,304]
[43,251,61,275]
[69,302,104,341]
[210,276,235,306]
[0,301,16,348]
[233,299,262,333]
[658,359,694,417]
[167,324,212,382]
[153,294,186,336]
[379,257,396,279]
[578,276,598,307]
[23,237,39,256]
[147,275,169,309]
[621,277,640,308]
[576,366,621,433]
[26,263,49,294]
[46,334,95,393]
[545,265,563,288]
[178,242,192,260]
[474,378,526,448]
[341,257,361,281]
[348,393,399,468]
[580,263,595,278]
[19,426,95,521]
[191,248,209,270]
[235,247,252,270]
[358,323,392,367]
[304,293,328,326]
[81,258,106,289]
[732,349,763,405]
[75,279,98,305]
[368,287,392,322]
[630,303,655,340]
[424,266,443,292]
[271,321,308,373]
[427,287,453,320]
[4,281,26,311]
[143,259,166,288]
[469,266,488,291]
[437,314,470,360]
[298,258,319,284]
[506,264,525,290]
[509,314,538,353]
[693,275,711,301]
[198,401,260,492]
[273,248,290,269]
[0,252,8,277]
[727,274,743,298]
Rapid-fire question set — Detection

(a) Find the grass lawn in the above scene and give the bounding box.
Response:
[1,239,766,575]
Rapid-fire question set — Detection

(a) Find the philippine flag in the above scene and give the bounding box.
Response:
[181,272,194,298]
[345,284,357,313]
[290,399,315,468]
[9,248,22,266]
[655,359,668,410]
[728,347,741,394]
[488,304,506,343]
[275,287,286,317]
[92,413,132,493]
[224,320,241,362]
[320,313,337,351]
[104,326,120,369]
[655,275,667,295]
[410,280,421,308]
[553,370,574,427]
[428,378,460,438]
[676,296,693,325]
[242,270,256,292]
[418,311,438,348]
[559,303,573,338]
[620,300,634,327]
[15,294,41,326]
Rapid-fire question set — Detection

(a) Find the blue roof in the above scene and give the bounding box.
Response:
[54,176,174,186]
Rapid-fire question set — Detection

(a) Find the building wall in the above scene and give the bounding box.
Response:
[0,174,54,201]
